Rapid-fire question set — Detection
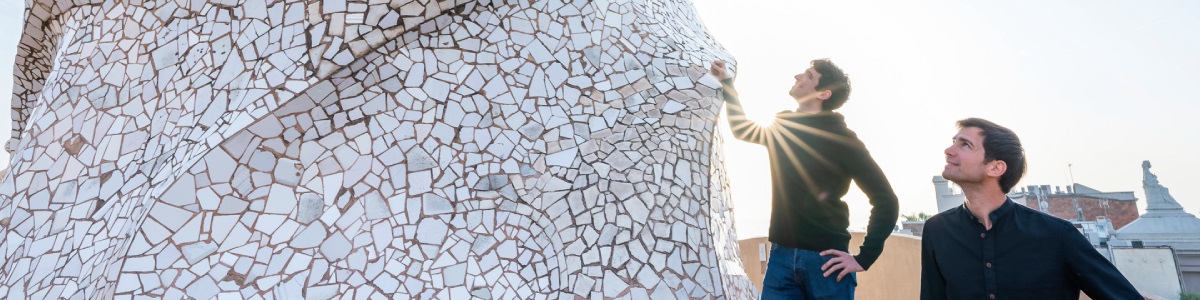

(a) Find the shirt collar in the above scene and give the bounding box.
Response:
[959,197,1016,224]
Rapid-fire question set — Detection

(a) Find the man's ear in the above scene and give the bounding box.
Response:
[816,89,833,101]
[986,160,1007,178]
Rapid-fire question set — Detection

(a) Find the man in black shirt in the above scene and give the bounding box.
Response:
[921,118,1141,299]
[710,60,899,299]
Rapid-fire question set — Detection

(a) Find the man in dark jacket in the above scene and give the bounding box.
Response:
[710,59,899,299]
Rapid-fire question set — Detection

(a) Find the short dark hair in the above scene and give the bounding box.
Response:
[811,59,852,111]
[956,118,1026,193]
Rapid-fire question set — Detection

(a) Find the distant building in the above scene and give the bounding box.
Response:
[1104,247,1185,300]
[921,176,1140,238]
[932,176,965,213]
[1009,183,1140,229]
[1110,161,1200,294]
[900,221,925,237]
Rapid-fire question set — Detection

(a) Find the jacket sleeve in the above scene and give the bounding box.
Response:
[1063,223,1143,300]
[920,218,948,300]
[849,144,899,270]
[720,79,769,145]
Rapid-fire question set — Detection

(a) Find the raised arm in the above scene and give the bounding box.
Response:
[710,61,769,145]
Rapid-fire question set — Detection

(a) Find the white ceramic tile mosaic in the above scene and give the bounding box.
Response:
[0,0,755,298]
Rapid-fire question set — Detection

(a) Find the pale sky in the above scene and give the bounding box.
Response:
[1,1,1198,240]
[1,0,20,167]
[0,0,17,157]
[692,0,1200,238]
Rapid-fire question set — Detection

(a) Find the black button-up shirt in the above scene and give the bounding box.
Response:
[921,198,1141,299]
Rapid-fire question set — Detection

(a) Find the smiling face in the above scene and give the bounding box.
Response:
[788,67,830,106]
[942,126,997,187]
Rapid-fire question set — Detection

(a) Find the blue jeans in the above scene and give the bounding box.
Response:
[761,244,857,300]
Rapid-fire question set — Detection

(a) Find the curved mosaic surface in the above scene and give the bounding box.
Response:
[0,0,754,298]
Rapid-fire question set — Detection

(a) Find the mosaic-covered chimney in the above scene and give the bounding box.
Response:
[0,0,755,299]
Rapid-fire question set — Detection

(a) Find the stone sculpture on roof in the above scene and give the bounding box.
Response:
[1115,160,1200,240]
[1142,160,1186,213]
[0,0,756,298]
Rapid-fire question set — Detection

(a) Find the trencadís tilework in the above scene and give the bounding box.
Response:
[0,0,755,299]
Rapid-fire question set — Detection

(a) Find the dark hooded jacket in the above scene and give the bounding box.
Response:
[721,78,899,269]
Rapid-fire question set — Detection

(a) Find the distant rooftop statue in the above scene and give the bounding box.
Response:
[1142,160,1187,214]
[1114,161,1200,241]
